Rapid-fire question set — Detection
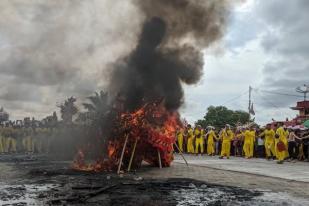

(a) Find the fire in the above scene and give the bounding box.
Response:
[107,142,116,158]
[72,100,182,172]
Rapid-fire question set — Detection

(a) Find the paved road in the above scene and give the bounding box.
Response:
[174,154,309,182]
[0,154,309,204]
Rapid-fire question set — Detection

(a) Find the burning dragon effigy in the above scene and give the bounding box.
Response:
[73,100,182,172]
[73,0,231,172]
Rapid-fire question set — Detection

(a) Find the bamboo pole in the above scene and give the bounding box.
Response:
[174,143,189,166]
[117,134,129,175]
[127,138,138,172]
[157,149,162,169]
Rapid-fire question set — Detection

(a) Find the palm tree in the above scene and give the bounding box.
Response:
[82,91,111,158]
[58,97,78,124]
[0,107,9,124]
[83,91,110,127]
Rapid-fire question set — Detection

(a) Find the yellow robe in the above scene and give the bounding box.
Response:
[275,127,288,161]
[24,128,35,153]
[207,130,216,155]
[187,128,194,153]
[261,129,275,158]
[177,131,184,152]
[220,129,233,157]
[243,130,252,158]
[3,127,17,153]
[249,130,256,157]
[195,129,204,153]
[0,129,5,153]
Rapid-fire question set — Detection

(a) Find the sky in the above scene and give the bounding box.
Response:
[0,0,308,125]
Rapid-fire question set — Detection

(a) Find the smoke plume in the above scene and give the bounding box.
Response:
[109,0,231,111]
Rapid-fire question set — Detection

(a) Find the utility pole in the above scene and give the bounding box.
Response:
[248,86,252,122]
[296,84,309,101]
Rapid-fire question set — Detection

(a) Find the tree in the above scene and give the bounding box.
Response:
[0,107,9,124]
[82,91,110,127]
[196,106,251,129]
[58,97,78,124]
[42,111,58,127]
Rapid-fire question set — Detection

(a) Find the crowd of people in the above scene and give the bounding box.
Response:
[176,123,309,164]
[2,118,309,165]
[0,122,53,154]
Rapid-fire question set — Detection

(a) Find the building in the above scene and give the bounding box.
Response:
[268,100,309,128]
[290,100,309,123]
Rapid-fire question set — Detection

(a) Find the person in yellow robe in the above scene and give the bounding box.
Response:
[0,126,5,153]
[24,127,34,154]
[195,125,204,154]
[4,124,17,153]
[206,126,217,156]
[242,128,250,158]
[35,127,48,153]
[219,124,234,159]
[259,124,275,160]
[283,126,289,158]
[243,127,255,158]
[176,128,184,153]
[186,125,194,153]
[275,124,289,164]
[249,127,256,157]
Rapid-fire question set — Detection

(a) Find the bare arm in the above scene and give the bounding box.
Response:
[293,133,302,140]
[302,135,309,140]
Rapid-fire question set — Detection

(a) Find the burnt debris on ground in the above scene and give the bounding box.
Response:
[0,155,305,205]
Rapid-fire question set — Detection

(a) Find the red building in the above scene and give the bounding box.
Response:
[268,100,309,128]
[290,100,309,123]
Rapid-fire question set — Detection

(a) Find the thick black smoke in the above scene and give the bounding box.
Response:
[109,0,230,111]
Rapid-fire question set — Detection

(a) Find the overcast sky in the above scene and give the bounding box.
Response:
[0,0,308,125]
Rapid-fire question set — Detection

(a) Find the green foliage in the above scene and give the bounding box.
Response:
[196,106,250,129]
[0,107,9,123]
[58,97,78,124]
[82,91,110,127]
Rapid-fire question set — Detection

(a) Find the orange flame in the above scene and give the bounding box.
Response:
[72,101,183,172]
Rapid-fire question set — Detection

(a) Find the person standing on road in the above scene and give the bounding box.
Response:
[24,126,34,154]
[300,133,309,161]
[256,129,265,158]
[259,124,275,160]
[176,128,184,153]
[283,126,290,159]
[275,124,288,164]
[249,127,256,158]
[219,124,234,159]
[186,124,194,154]
[206,126,217,156]
[243,127,254,159]
[287,129,301,161]
[4,123,17,153]
[234,128,245,157]
[0,125,5,153]
[194,125,204,155]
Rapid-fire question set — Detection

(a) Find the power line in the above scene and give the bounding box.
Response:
[258,89,303,98]
[254,90,280,109]
[222,90,249,105]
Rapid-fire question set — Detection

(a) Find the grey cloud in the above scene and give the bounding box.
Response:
[225,11,260,50]
[258,61,308,108]
[0,0,142,119]
[258,0,309,57]
[256,0,309,108]
[0,84,42,102]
